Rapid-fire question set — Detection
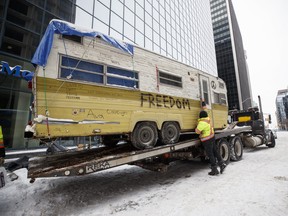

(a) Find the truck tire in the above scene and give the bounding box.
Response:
[131,122,158,149]
[217,138,230,164]
[229,136,243,161]
[267,132,276,148]
[159,122,180,145]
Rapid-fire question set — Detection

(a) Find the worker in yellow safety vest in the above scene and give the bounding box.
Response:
[0,125,5,165]
[195,110,227,176]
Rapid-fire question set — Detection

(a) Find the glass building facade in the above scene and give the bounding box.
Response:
[210,0,252,110]
[0,0,75,149]
[1,0,217,149]
[276,89,288,130]
[75,0,217,76]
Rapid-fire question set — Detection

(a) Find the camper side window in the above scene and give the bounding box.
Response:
[214,92,227,105]
[107,67,139,89]
[60,56,104,83]
[59,55,139,89]
[158,71,182,88]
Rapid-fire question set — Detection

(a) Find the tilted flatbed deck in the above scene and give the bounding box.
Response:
[28,126,252,180]
[215,126,252,139]
[28,138,201,179]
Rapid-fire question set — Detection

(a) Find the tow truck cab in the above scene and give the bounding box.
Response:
[229,107,270,136]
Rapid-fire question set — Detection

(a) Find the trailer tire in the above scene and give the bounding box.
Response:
[131,122,158,149]
[229,136,243,161]
[217,138,230,164]
[160,122,180,145]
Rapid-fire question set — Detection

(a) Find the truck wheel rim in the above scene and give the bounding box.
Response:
[235,139,242,156]
[220,144,229,161]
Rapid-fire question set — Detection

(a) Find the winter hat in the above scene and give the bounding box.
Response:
[199,110,208,118]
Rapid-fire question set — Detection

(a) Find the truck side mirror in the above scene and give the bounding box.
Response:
[268,114,272,124]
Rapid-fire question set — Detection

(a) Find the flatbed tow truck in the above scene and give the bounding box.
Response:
[25,21,275,182]
[27,95,276,182]
[28,125,256,181]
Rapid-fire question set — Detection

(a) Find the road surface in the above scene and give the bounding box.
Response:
[1,131,288,216]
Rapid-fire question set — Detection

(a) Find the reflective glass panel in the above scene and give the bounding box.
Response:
[111,12,123,34]
[125,7,134,26]
[76,0,94,14]
[111,0,123,17]
[95,1,110,24]
[124,22,134,41]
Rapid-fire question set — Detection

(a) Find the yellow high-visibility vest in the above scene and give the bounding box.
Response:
[196,117,215,142]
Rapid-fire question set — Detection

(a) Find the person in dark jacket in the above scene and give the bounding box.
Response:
[196,110,227,175]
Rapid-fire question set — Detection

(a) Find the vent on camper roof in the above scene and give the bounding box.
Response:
[62,34,82,43]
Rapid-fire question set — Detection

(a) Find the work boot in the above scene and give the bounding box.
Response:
[208,166,219,176]
[220,163,227,174]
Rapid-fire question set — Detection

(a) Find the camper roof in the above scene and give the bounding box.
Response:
[31,19,134,67]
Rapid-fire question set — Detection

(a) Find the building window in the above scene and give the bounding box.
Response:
[59,55,139,89]
[111,12,123,34]
[95,1,110,24]
[159,71,182,88]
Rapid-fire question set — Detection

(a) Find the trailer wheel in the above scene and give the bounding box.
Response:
[267,132,276,148]
[229,136,243,161]
[160,122,180,145]
[131,122,158,149]
[217,139,230,164]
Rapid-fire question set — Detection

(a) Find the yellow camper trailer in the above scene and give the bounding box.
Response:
[31,20,228,149]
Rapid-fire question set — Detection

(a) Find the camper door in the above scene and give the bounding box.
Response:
[199,75,211,109]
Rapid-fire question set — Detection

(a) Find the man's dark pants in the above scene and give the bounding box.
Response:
[202,137,223,167]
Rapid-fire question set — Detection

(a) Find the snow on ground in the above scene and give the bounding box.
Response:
[1,132,288,216]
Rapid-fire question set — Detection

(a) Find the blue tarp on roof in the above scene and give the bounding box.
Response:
[31,19,134,67]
